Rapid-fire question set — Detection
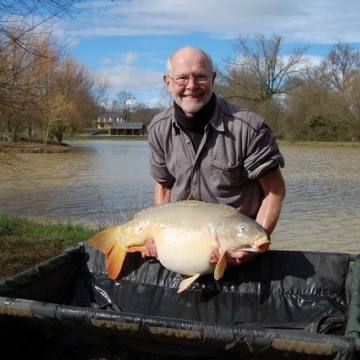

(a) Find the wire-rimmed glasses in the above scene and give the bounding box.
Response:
[167,74,213,86]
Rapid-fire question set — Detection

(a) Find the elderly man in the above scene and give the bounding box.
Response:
[145,46,286,266]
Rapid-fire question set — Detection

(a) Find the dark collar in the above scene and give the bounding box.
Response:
[174,93,216,134]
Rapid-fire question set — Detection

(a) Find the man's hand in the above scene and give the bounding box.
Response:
[210,249,258,266]
[142,240,159,259]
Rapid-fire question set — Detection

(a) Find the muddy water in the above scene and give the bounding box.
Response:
[0,140,359,254]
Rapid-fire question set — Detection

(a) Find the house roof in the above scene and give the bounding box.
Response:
[111,122,145,129]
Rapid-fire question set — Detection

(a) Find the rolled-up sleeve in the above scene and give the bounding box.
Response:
[243,124,285,179]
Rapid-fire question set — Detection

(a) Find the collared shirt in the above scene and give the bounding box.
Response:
[147,95,285,219]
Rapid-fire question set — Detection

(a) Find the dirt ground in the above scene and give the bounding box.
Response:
[0,140,70,153]
[0,241,64,281]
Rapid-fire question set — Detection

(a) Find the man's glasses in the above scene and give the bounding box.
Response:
[167,74,213,86]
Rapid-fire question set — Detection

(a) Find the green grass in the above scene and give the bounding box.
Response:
[0,215,97,280]
[0,215,96,244]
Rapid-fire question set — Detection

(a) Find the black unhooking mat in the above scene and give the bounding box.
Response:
[1,243,360,359]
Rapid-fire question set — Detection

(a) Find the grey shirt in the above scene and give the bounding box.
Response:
[148,95,285,219]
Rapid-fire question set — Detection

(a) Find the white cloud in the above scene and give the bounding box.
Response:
[121,52,139,65]
[60,0,360,105]
[99,63,163,96]
[68,0,360,44]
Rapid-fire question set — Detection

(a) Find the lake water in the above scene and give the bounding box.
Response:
[1,140,359,254]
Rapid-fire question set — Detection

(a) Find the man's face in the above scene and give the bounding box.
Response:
[164,48,216,117]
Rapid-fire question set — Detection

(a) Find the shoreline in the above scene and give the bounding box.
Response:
[1,137,360,154]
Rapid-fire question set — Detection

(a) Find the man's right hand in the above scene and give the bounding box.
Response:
[142,240,159,259]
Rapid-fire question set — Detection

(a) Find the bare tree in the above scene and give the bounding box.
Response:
[114,90,139,121]
[323,42,360,94]
[218,34,310,104]
[322,42,360,139]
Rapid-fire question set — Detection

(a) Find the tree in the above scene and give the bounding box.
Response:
[321,42,360,139]
[0,29,58,141]
[114,90,139,121]
[39,56,108,144]
[133,105,161,128]
[0,1,83,48]
[219,34,310,103]
[279,65,334,140]
[216,34,310,131]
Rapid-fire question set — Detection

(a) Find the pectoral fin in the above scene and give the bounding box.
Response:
[88,226,126,280]
[214,251,227,280]
[178,273,201,293]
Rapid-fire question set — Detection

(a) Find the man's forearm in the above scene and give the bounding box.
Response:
[256,168,286,236]
[154,182,172,205]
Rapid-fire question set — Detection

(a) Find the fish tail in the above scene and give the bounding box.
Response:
[88,226,127,280]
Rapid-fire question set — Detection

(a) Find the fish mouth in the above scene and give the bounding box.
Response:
[254,236,271,253]
[229,236,271,254]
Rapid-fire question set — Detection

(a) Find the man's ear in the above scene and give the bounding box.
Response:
[211,72,217,86]
[163,74,172,92]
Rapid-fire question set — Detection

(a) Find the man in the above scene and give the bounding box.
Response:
[145,46,285,266]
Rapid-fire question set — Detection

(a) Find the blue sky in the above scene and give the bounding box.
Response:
[56,0,360,107]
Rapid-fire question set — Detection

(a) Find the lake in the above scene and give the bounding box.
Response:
[1,140,359,254]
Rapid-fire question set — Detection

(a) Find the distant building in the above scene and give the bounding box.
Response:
[96,112,123,129]
[95,112,145,135]
[109,122,145,135]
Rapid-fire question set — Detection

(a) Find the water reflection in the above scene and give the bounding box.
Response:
[0,140,359,254]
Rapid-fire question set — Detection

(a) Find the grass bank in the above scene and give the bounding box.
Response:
[0,215,96,280]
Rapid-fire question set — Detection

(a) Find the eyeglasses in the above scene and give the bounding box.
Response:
[167,74,213,86]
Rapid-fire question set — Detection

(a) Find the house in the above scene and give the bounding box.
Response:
[109,122,145,135]
[96,112,123,129]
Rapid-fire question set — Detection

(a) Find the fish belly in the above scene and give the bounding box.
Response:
[156,231,216,276]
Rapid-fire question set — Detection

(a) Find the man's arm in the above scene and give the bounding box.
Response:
[255,167,286,236]
[154,182,172,204]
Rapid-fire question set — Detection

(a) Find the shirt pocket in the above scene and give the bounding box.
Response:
[209,160,243,188]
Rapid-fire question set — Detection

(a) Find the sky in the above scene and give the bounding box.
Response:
[55,0,360,107]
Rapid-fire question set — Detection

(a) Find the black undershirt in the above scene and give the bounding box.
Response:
[174,93,216,152]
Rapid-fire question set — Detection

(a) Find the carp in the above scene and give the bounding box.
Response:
[88,200,270,292]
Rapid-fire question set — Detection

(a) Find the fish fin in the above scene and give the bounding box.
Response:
[214,251,227,280]
[177,273,201,293]
[105,248,127,280]
[127,245,146,253]
[88,226,126,280]
[88,226,121,253]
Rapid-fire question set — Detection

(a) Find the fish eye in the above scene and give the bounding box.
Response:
[238,225,247,236]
